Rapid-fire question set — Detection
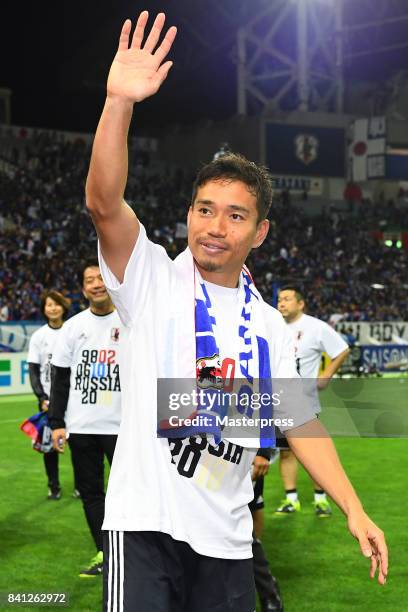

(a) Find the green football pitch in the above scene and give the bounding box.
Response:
[0,390,407,612]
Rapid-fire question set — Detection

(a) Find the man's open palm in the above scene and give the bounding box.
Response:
[107,11,177,103]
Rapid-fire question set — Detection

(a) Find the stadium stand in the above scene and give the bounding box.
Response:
[0,126,407,322]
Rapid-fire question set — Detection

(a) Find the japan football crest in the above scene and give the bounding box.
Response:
[196,355,223,389]
[110,328,120,343]
[295,134,319,166]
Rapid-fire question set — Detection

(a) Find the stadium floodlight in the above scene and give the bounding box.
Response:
[384,240,393,247]
[371,284,385,290]
[396,240,402,248]
[236,0,342,115]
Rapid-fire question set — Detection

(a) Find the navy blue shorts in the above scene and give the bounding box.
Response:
[103,531,256,612]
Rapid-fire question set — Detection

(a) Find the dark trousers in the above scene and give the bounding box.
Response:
[252,537,283,610]
[69,433,117,552]
[43,451,59,490]
[103,531,256,612]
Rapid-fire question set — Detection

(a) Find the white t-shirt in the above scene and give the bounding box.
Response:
[51,308,123,435]
[27,324,63,396]
[98,225,317,560]
[288,313,349,412]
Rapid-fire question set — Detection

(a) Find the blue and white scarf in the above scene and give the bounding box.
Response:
[194,265,275,448]
[158,250,275,448]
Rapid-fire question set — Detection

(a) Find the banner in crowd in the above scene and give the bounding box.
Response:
[0,322,42,353]
[335,321,408,344]
[271,175,323,195]
[386,150,408,181]
[265,123,345,178]
[361,345,408,372]
[0,344,405,398]
[1,124,158,153]
[0,352,31,395]
[349,116,386,181]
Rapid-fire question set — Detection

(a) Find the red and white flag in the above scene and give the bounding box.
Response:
[349,117,386,182]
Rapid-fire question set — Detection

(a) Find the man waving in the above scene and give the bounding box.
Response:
[85,11,388,612]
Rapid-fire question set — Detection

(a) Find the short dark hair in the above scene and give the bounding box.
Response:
[80,259,100,285]
[279,285,305,302]
[191,152,273,221]
[40,290,71,320]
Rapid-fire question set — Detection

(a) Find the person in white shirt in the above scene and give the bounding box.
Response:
[48,262,123,578]
[0,302,9,322]
[85,10,387,611]
[27,290,71,500]
[276,286,350,517]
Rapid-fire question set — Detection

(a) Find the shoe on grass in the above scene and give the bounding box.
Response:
[314,499,332,518]
[72,489,81,499]
[261,596,283,611]
[47,487,61,501]
[79,551,103,578]
[275,498,301,514]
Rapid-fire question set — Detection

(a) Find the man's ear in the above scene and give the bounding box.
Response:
[187,205,193,228]
[253,219,270,249]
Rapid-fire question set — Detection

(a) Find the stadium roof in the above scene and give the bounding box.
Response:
[1,0,408,130]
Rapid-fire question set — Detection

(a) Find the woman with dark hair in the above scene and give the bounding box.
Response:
[27,290,71,499]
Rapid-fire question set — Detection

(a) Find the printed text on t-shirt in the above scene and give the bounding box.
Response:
[75,349,121,404]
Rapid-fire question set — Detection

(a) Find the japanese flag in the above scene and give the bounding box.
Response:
[349,117,386,182]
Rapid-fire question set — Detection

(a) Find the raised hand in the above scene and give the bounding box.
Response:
[107,11,177,104]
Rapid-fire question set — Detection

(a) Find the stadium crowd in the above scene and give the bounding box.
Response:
[0,127,407,323]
